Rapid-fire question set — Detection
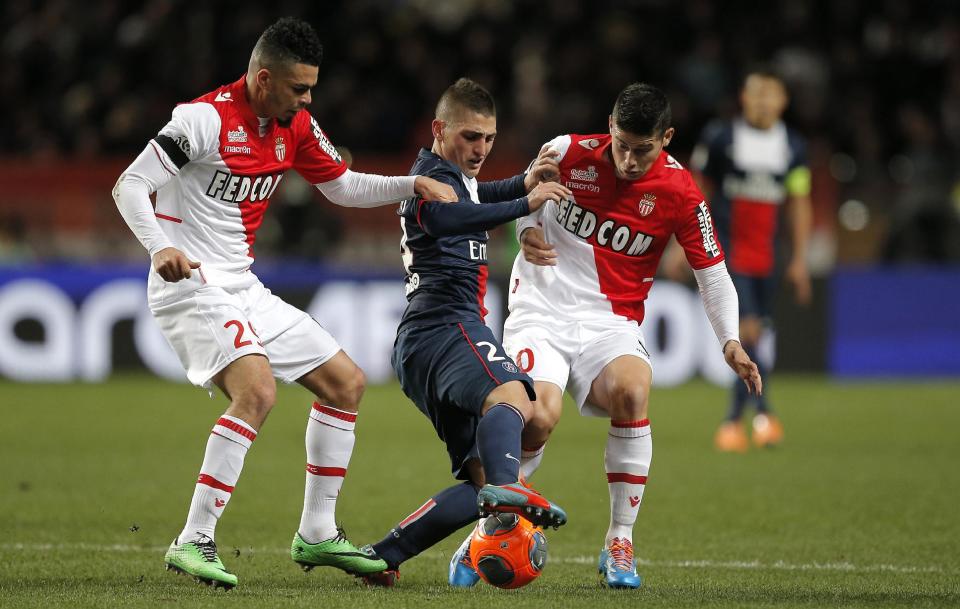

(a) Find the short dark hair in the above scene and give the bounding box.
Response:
[435,78,496,122]
[612,83,671,137]
[253,17,323,70]
[741,64,785,88]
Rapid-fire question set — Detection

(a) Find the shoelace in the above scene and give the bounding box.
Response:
[333,526,348,543]
[193,535,219,563]
[608,538,634,572]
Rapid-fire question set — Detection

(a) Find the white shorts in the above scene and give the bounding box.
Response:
[149,276,340,388]
[502,316,652,417]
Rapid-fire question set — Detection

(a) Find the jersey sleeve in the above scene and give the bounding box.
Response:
[152,102,220,174]
[515,135,570,236]
[398,168,529,238]
[674,172,725,270]
[477,174,526,203]
[785,130,811,197]
[293,114,349,185]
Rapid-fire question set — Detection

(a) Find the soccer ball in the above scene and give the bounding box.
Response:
[469,513,548,589]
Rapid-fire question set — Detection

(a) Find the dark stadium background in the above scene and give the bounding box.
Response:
[1,0,958,380]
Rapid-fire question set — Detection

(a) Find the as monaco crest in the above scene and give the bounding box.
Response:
[639,193,656,216]
[274,136,286,162]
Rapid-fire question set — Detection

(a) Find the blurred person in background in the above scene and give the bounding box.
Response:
[111,16,455,589]
[676,67,813,452]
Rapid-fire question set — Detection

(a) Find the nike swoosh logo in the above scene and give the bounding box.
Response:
[505,453,521,464]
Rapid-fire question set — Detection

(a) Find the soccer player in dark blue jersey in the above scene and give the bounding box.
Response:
[360,78,572,585]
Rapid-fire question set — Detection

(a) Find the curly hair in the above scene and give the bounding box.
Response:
[252,17,323,69]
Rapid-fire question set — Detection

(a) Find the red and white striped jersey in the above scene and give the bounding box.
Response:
[510,133,725,324]
[148,75,347,287]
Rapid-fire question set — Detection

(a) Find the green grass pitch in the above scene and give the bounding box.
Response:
[1,375,958,608]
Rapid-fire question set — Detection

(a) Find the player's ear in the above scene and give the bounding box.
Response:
[255,68,271,90]
[431,119,445,141]
[662,127,675,147]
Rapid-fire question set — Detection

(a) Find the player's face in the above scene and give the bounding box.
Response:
[608,119,674,181]
[434,111,497,178]
[741,75,788,130]
[260,63,319,124]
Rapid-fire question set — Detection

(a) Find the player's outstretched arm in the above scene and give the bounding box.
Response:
[315,171,456,208]
[415,181,569,238]
[723,340,763,395]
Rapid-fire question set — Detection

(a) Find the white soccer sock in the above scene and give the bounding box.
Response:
[604,418,652,545]
[520,442,546,481]
[298,402,357,544]
[179,415,257,543]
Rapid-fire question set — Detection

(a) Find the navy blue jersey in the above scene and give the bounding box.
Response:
[397,148,529,330]
[691,119,808,276]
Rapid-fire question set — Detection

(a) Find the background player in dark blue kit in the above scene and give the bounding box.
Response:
[360,78,572,585]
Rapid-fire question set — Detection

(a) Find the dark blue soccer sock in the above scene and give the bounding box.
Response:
[371,482,480,570]
[753,354,770,414]
[476,402,524,485]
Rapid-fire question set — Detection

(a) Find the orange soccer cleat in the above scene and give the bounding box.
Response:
[751,413,784,448]
[714,420,749,453]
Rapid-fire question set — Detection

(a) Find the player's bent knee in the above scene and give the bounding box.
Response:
[331,365,366,411]
[609,383,649,421]
[239,380,277,416]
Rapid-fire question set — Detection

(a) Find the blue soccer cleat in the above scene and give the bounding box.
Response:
[477,482,567,529]
[598,537,642,589]
[448,529,480,587]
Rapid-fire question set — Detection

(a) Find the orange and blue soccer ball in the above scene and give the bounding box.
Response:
[469,513,548,589]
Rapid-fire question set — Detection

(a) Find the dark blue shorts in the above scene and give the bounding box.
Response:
[392,321,535,480]
[731,272,777,321]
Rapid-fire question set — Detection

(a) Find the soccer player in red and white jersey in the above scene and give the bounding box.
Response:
[112,17,456,589]
[451,83,763,589]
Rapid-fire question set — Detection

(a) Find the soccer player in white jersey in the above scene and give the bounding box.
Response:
[112,17,456,589]
[447,83,763,589]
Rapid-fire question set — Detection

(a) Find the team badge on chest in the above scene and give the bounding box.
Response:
[639,193,656,216]
[274,136,286,162]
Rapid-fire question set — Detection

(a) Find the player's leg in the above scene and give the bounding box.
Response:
[167,354,276,589]
[519,381,564,480]
[583,354,651,589]
[716,274,756,452]
[749,274,783,447]
[151,285,276,589]
[361,326,488,585]
[289,351,387,574]
[503,322,574,481]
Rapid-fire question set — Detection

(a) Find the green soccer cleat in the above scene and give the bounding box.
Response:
[291,528,388,575]
[164,534,238,589]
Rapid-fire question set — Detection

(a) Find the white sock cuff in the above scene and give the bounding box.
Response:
[521,442,545,458]
[309,402,357,431]
[609,418,651,438]
[212,415,257,449]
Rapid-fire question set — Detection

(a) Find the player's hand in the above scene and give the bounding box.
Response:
[414,176,458,203]
[520,227,558,266]
[152,247,201,282]
[524,145,561,191]
[786,258,812,305]
[723,340,763,396]
[526,181,571,213]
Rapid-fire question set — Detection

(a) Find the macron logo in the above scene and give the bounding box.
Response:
[629,496,641,507]
[214,498,226,508]
[214,91,232,102]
